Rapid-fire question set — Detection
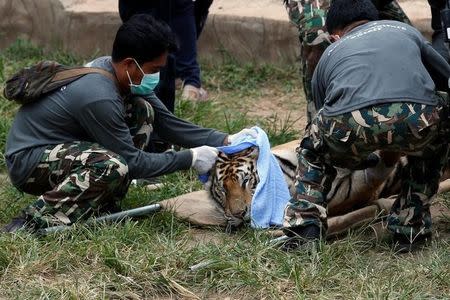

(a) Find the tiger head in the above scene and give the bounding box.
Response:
[206,147,260,228]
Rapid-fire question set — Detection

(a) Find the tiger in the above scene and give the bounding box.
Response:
[206,147,260,228]
[205,140,449,233]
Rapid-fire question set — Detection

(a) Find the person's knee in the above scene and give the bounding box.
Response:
[106,153,129,182]
[89,151,129,187]
[132,96,155,124]
[133,96,153,109]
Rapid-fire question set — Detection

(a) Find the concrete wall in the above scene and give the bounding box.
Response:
[0,0,119,58]
[198,14,299,65]
[0,0,432,66]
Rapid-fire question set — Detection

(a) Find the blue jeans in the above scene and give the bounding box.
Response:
[172,0,201,88]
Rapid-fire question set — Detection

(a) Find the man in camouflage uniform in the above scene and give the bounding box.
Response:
[284,0,411,122]
[16,96,154,229]
[2,15,241,232]
[282,0,450,251]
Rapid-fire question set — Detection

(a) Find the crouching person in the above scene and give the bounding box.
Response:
[2,14,234,232]
[283,0,450,252]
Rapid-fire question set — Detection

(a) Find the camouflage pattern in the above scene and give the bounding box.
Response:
[312,103,444,168]
[284,102,449,238]
[285,0,330,123]
[124,96,155,150]
[283,155,328,230]
[284,0,411,124]
[18,97,154,229]
[20,142,130,228]
[283,0,444,238]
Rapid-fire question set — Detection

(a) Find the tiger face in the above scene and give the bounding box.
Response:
[206,147,260,228]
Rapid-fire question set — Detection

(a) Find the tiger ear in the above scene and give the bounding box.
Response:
[248,147,259,160]
[217,151,229,163]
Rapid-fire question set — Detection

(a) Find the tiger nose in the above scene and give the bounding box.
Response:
[238,207,248,218]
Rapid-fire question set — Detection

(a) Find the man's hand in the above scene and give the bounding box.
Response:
[191,146,219,174]
[227,128,258,145]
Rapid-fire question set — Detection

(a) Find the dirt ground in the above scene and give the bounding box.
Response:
[245,87,308,129]
[205,81,308,136]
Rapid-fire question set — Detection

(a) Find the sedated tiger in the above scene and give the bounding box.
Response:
[205,140,449,233]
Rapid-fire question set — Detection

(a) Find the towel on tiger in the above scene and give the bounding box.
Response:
[217,126,291,228]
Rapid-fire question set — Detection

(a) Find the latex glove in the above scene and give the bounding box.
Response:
[190,146,219,174]
[227,128,258,145]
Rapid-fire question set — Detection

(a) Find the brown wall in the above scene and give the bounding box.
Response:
[0,0,299,65]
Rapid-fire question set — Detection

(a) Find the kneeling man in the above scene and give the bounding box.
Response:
[2,14,244,232]
[283,0,450,251]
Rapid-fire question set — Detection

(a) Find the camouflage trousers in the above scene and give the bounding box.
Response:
[283,102,449,238]
[19,96,154,229]
[284,0,411,123]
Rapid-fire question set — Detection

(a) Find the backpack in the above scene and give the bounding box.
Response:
[3,60,116,105]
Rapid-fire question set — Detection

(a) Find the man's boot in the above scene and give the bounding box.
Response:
[281,224,323,251]
[392,232,432,253]
[1,212,30,233]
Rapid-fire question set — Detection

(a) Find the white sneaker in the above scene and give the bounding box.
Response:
[181,84,209,102]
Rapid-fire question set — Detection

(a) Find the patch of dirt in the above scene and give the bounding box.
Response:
[245,88,308,130]
[209,84,308,133]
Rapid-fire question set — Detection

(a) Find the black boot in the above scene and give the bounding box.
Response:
[392,232,432,253]
[1,212,30,233]
[281,224,323,251]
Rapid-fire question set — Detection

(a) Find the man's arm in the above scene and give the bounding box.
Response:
[144,94,228,147]
[77,99,193,179]
[311,60,327,111]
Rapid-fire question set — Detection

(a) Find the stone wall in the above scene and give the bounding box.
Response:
[0,0,119,58]
[0,0,299,65]
[0,0,432,66]
[198,15,299,65]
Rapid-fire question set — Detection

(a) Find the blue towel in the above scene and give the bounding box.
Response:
[217,126,291,228]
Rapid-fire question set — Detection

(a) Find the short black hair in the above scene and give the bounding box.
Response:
[112,14,179,64]
[326,0,379,34]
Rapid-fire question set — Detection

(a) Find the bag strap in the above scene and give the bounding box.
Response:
[51,67,117,83]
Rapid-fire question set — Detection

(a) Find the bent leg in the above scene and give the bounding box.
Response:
[21,142,130,229]
[285,0,330,123]
[172,0,201,88]
[125,96,155,150]
[387,143,449,238]
[283,114,341,233]
[283,147,335,232]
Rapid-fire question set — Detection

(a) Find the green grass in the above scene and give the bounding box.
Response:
[0,40,449,299]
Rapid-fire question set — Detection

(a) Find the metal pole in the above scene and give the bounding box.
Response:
[36,203,162,236]
[269,235,289,245]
